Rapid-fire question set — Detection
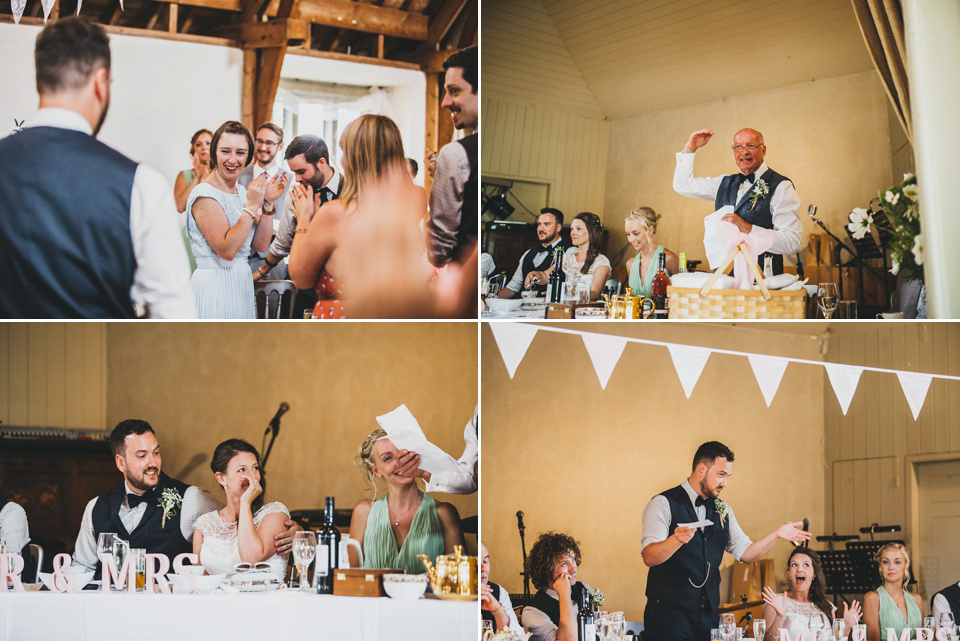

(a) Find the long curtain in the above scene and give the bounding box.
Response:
[850,0,912,143]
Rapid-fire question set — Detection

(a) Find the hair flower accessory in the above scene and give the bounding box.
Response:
[158,488,183,528]
[749,179,769,210]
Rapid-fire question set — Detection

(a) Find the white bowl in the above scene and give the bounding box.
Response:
[485,297,523,313]
[192,573,228,593]
[40,569,94,591]
[180,565,206,576]
[382,573,428,600]
[166,573,196,593]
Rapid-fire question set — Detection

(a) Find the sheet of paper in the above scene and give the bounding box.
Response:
[375,405,460,478]
[678,519,713,529]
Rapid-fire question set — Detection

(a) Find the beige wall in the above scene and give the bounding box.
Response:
[602,71,894,269]
[823,323,960,600]
[482,0,609,218]
[481,322,827,619]
[103,323,478,527]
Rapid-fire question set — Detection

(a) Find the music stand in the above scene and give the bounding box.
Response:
[818,549,878,605]
[842,224,889,310]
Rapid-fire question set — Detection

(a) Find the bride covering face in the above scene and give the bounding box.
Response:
[192,439,290,578]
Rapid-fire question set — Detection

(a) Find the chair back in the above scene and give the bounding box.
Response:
[28,543,43,583]
[255,280,297,319]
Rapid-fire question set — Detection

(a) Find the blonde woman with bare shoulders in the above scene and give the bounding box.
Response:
[624,207,679,297]
[863,543,924,641]
[347,428,465,575]
[287,114,424,318]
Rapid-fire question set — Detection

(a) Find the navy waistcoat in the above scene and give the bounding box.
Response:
[714,168,792,275]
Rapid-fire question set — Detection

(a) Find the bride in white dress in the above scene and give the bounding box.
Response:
[762,547,861,640]
[193,439,289,580]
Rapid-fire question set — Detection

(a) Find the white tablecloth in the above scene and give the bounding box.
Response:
[0,590,477,641]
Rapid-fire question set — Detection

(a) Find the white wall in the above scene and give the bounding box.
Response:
[0,24,426,189]
[0,23,244,188]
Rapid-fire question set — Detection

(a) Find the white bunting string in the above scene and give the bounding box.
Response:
[581,332,627,390]
[488,322,538,379]
[747,354,790,407]
[896,371,933,421]
[489,324,956,420]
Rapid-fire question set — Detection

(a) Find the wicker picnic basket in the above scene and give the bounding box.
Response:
[667,242,807,319]
[667,287,806,319]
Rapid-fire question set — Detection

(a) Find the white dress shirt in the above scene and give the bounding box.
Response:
[0,502,30,553]
[640,479,752,562]
[269,170,342,259]
[522,581,592,641]
[932,584,959,623]
[72,482,222,570]
[505,238,564,293]
[673,152,803,256]
[426,407,478,494]
[24,108,196,318]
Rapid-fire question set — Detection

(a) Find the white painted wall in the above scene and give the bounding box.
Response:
[0,24,427,189]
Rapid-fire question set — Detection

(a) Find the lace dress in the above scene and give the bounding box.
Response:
[186,182,256,318]
[777,594,833,639]
[561,247,611,291]
[194,501,289,580]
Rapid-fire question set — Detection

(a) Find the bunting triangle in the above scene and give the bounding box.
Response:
[667,345,712,399]
[11,0,26,23]
[488,323,538,379]
[824,363,863,415]
[40,0,54,22]
[581,333,627,390]
[747,354,789,407]
[896,372,933,421]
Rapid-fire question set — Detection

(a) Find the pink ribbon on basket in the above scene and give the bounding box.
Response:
[715,220,775,289]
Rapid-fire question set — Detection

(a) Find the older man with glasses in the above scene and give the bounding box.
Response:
[672,128,802,275]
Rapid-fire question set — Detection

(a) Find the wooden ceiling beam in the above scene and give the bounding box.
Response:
[420,0,467,50]
[240,0,272,23]
[217,17,308,48]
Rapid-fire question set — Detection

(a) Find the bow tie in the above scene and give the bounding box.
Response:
[695,495,712,508]
[738,172,756,185]
[127,491,154,508]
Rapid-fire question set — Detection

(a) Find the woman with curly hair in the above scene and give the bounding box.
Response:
[347,428,465,574]
[521,531,591,641]
[761,547,862,640]
[863,543,924,641]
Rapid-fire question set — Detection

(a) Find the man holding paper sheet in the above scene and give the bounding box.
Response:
[673,128,802,275]
[641,441,811,641]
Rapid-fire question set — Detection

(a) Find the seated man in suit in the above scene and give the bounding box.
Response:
[499,208,566,299]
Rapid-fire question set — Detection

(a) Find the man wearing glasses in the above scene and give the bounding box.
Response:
[241,123,294,278]
[672,128,802,275]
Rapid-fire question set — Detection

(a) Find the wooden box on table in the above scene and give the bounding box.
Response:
[333,568,401,597]
[545,302,606,319]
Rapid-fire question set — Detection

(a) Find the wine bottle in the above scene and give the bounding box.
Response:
[315,496,341,594]
[650,251,670,319]
[678,252,688,273]
[578,585,595,641]
[545,247,565,317]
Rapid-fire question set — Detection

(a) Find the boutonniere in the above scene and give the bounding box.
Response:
[714,498,730,528]
[158,488,183,528]
[749,179,769,210]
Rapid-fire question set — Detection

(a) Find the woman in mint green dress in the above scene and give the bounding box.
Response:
[348,428,466,575]
[625,206,679,297]
[863,543,924,641]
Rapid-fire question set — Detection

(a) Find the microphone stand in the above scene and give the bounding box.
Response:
[517,511,530,600]
[808,213,856,301]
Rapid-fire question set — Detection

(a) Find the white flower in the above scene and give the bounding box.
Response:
[885,190,901,205]
[902,183,918,201]
[903,172,914,182]
[158,488,183,528]
[912,234,924,266]
[714,498,731,527]
[891,256,901,275]
[590,587,605,608]
[847,207,873,240]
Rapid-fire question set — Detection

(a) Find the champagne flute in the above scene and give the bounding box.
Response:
[852,623,867,641]
[940,613,956,639]
[754,618,767,641]
[818,283,838,319]
[711,628,724,641]
[721,613,737,641]
[291,531,317,591]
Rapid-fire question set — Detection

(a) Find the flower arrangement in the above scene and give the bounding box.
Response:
[847,173,922,279]
[749,179,769,210]
[158,488,183,528]
[590,587,605,610]
[714,499,731,528]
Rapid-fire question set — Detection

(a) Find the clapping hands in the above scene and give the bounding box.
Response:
[192,153,211,181]
[842,599,862,628]
[264,172,288,204]
[290,183,317,226]
[762,586,786,617]
[246,173,269,210]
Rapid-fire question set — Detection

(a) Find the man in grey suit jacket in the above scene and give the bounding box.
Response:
[239,122,294,277]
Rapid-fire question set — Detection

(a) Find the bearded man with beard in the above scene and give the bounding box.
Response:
[640,441,811,641]
[72,420,300,576]
[0,17,194,319]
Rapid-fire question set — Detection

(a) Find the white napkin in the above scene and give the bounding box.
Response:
[703,205,734,269]
[780,277,809,291]
[762,273,799,290]
[375,405,460,479]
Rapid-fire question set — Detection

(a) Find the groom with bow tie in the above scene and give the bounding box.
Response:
[673,128,803,275]
[72,419,299,576]
[640,441,811,641]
